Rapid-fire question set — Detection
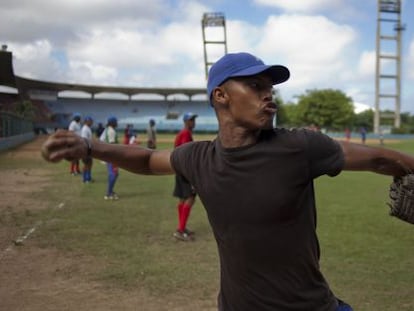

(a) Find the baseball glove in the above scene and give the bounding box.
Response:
[388,174,414,224]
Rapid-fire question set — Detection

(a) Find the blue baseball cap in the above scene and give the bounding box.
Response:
[207,52,290,103]
[107,116,117,124]
[84,116,93,122]
[183,112,198,122]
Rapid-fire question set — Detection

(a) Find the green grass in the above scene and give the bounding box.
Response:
[2,135,414,310]
[317,171,414,310]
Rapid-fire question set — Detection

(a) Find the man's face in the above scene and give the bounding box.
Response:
[186,118,196,130]
[220,72,276,130]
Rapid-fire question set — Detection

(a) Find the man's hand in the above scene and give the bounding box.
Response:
[41,130,88,163]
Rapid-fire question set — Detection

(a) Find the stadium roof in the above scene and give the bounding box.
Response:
[0,50,207,100]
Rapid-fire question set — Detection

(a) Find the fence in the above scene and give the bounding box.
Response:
[0,111,35,152]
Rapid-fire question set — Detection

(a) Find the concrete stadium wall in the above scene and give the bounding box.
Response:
[0,132,35,152]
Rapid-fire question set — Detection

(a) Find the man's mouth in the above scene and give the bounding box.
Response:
[263,102,277,114]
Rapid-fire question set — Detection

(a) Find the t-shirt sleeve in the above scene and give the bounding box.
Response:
[170,142,197,182]
[303,130,344,178]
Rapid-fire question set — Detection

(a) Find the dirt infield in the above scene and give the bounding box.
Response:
[0,136,216,311]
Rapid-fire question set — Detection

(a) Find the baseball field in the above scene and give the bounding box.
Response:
[0,134,413,311]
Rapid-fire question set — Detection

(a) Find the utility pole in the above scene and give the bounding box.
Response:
[374,0,404,134]
[201,12,228,80]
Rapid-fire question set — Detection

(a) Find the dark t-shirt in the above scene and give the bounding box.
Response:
[170,128,345,311]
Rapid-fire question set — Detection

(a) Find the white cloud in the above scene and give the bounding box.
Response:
[358,50,375,76]
[0,0,166,46]
[254,14,357,89]
[67,61,117,85]
[353,102,372,113]
[12,40,52,62]
[67,29,173,68]
[253,0,343,13]
[226,20,261,53]
[8,40,64,81]
[346,86,374,107]
[4,0,211,88]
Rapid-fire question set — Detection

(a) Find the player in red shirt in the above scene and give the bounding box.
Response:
[173,112,197,241]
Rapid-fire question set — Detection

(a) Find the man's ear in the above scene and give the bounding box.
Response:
[212,86,228,105]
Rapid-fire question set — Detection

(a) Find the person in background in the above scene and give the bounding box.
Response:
[146,119,157,149]
[123,124,133,145]
[345,127,351,142]
[172,112,197,241]
[68,113,82,175]
[379,128,385,146]
[96,122,105,138]
[360,126,367,144]
[100,116,120,200]
[129,130,140,145]
[80,116,94,183]
[307,123,319,131]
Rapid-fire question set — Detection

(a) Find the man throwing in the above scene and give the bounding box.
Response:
[41,52,414,311]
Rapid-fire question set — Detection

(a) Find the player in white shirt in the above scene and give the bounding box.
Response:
[81,116,94,183]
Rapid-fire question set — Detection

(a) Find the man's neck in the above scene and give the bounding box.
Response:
[218,125,261,148]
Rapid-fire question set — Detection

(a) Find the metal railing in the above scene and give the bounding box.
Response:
[0,111,33,138]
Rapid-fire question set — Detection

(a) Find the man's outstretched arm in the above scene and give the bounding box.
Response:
[339,141,414,177]
[41,130,174,175]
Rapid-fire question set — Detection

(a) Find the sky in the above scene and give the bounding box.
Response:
[1,0,413,113]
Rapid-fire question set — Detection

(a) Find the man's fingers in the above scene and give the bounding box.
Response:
[41,140,70,162]
[41,131,84,162]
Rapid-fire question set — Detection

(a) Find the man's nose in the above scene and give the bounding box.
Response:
[261,87,273,101]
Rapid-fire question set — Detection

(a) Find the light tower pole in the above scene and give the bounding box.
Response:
[374,0,404,134]
[201,12,228,80]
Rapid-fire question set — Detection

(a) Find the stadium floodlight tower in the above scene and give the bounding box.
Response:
[374,0,405,134]
[201,12,228,79]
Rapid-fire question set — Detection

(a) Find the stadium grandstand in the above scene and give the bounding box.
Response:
[0,47,217,149]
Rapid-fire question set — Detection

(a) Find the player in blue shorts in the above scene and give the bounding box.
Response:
[100,116,119,200]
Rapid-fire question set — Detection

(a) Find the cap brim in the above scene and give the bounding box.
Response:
[230,64,290,85]
[265,65,290,85]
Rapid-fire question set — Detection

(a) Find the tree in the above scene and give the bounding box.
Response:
[276,102,301,127]
[273,90,287,126]
[13,100,35,119]
[353,109,374,131]
[393,112,414,134]
[295,89,354,131]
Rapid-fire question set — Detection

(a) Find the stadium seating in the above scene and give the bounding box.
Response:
[44,97,218,132]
